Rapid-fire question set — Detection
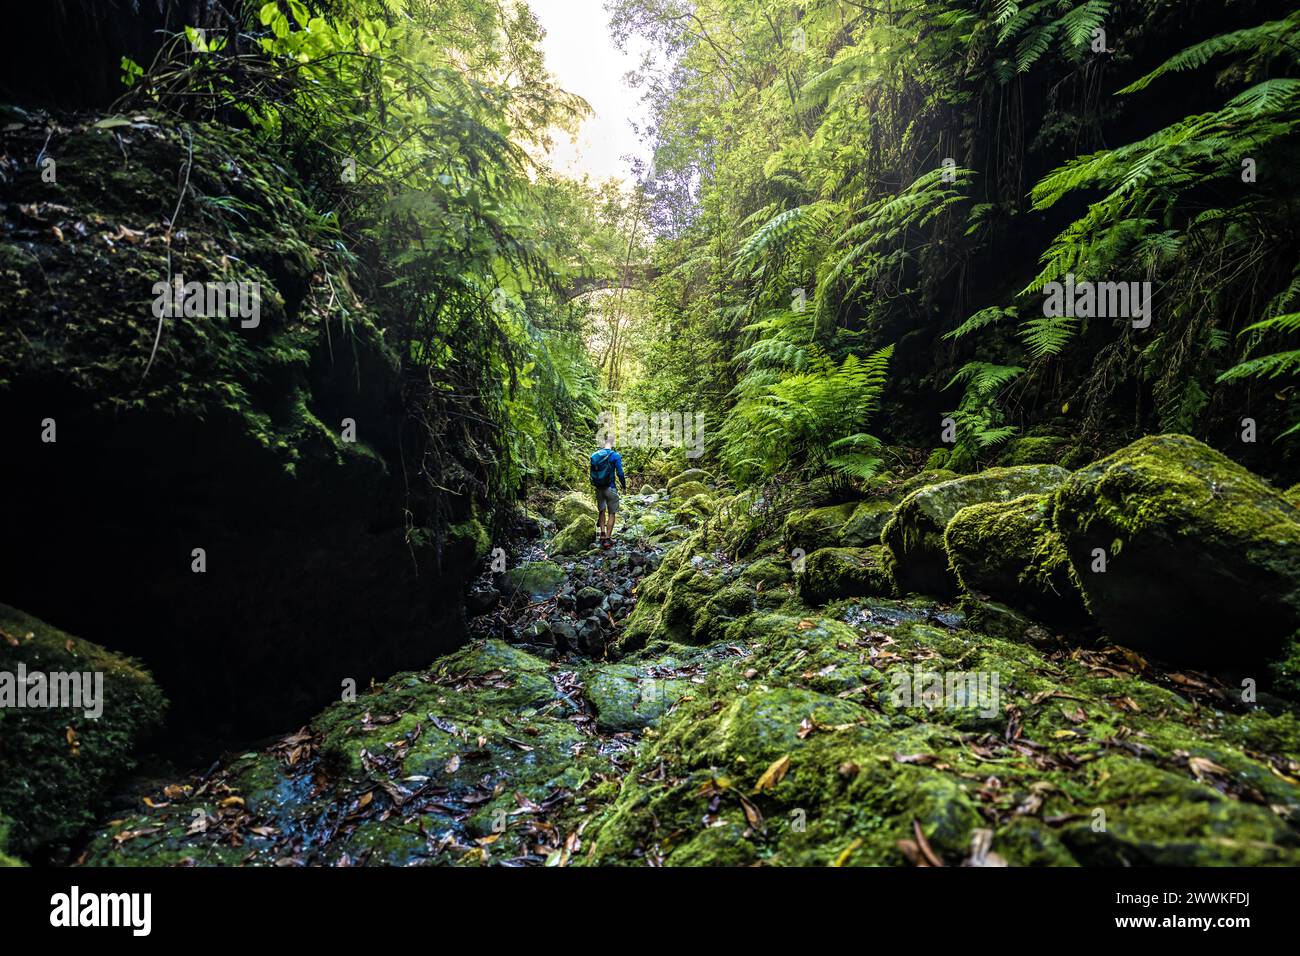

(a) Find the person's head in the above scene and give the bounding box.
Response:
[603,436,614,450]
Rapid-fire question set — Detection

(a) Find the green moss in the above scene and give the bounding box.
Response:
[798,546,895,605]
[883,465,1070,598]
[447,517,491,562]
[1053,434,1300,682]
[667,469,712,491]
[669,480,711,500]
[999,435,1070,467]
[0,604,166,858]
[500,561,567,600]
[945,493,1084,621]
[839,499,897,547]
[784,502,858,553]
[551,516,597,556]
[553,491,598,528]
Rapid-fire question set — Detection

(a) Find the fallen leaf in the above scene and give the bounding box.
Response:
[753,755,790,792]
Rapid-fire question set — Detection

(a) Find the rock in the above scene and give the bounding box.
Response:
[1053,434,1300,685]
[998,434,1070,467]
[0,604,167,861]
[553,491,599,528]
[738,554,794,589]
[583,664,690,732]
[839,499,897,547]
[669,480,711,500]
[550,620,577,649]
[883,465,1070,598]
[525,621,553,644]
[667,469,712,491]
[784,502,858,553]
[500,561,566,601]
[797,546,895,604]
[576,586,605,612]
[893,468,960,497]
[551,516,597,556]
[465,586,500,616]
[944,494,1085,622]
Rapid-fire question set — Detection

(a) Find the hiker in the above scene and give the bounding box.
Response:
[590,437,627,550]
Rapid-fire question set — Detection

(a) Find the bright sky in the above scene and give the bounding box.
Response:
[528,0,652,184]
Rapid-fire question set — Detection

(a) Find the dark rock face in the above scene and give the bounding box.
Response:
[0,115,477,738]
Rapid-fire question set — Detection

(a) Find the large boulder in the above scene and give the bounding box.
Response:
[667,468,712,491]
[945,494,1085,622]
[553,491,598,528]
[839,500,897,547]
[883,465,1070,597]
[798,546,895,604]
[500,561,566,601]
[668,480,711,500]
[784,502,858,553]
[0,604,166,862]
[551,517,597,557]
[1053,434,1300,686]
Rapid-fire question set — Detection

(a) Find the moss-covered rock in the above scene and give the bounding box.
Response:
[582,663,692,733]
[784,502,859,554]
[892,469,960,497]
[839,499,897,547]
[0,813,24,867]
[945,494,1085,621]
[1053,434,1300,687]
[500,561,567,600]
[551,517,597,556]
[1285,482,1300,507]
[883,465,1070,598]
[798,546,895,604]
[999,435,1070,467]
[668,480,711,501]
[554,491,599,528]
[0,604,166,859]
[667,469,712,491]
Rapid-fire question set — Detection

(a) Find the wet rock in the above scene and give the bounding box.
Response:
[882,464,1070,598]
[550,620,577,649]
[466,586,500,616]
[1053,434,1300,687]
[944,494,1085,622]
[576,586,605,612]
[583,664,690,733]
[500,561,566,601]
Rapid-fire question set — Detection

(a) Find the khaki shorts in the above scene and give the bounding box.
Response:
[594,484,620,516]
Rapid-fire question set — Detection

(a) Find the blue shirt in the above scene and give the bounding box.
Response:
[597,449,626,488]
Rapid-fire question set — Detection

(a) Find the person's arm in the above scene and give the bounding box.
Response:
[615,453,626,491]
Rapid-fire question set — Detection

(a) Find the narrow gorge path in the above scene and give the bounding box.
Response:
[74,453,1300,867]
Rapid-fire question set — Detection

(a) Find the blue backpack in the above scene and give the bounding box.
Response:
[590,449,616,488]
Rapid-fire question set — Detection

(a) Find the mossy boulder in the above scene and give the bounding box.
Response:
[582,663,691,733]
[999,435,1070,467]
[553,491,598,528]
[798,546,895,604]
[668,480,711,500]
[0,604,166,860]
[738,554,794,590]
[945,494,1086,622]
[1286,482,1300,507]
[667,469,712,491]
[893,469,960,497]
[1053,434,1300,686]
[500,561,566,601]
[883,465,1070,598]
[839,499,897,547]
[783,502,858,554]
[551,517,597,556]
